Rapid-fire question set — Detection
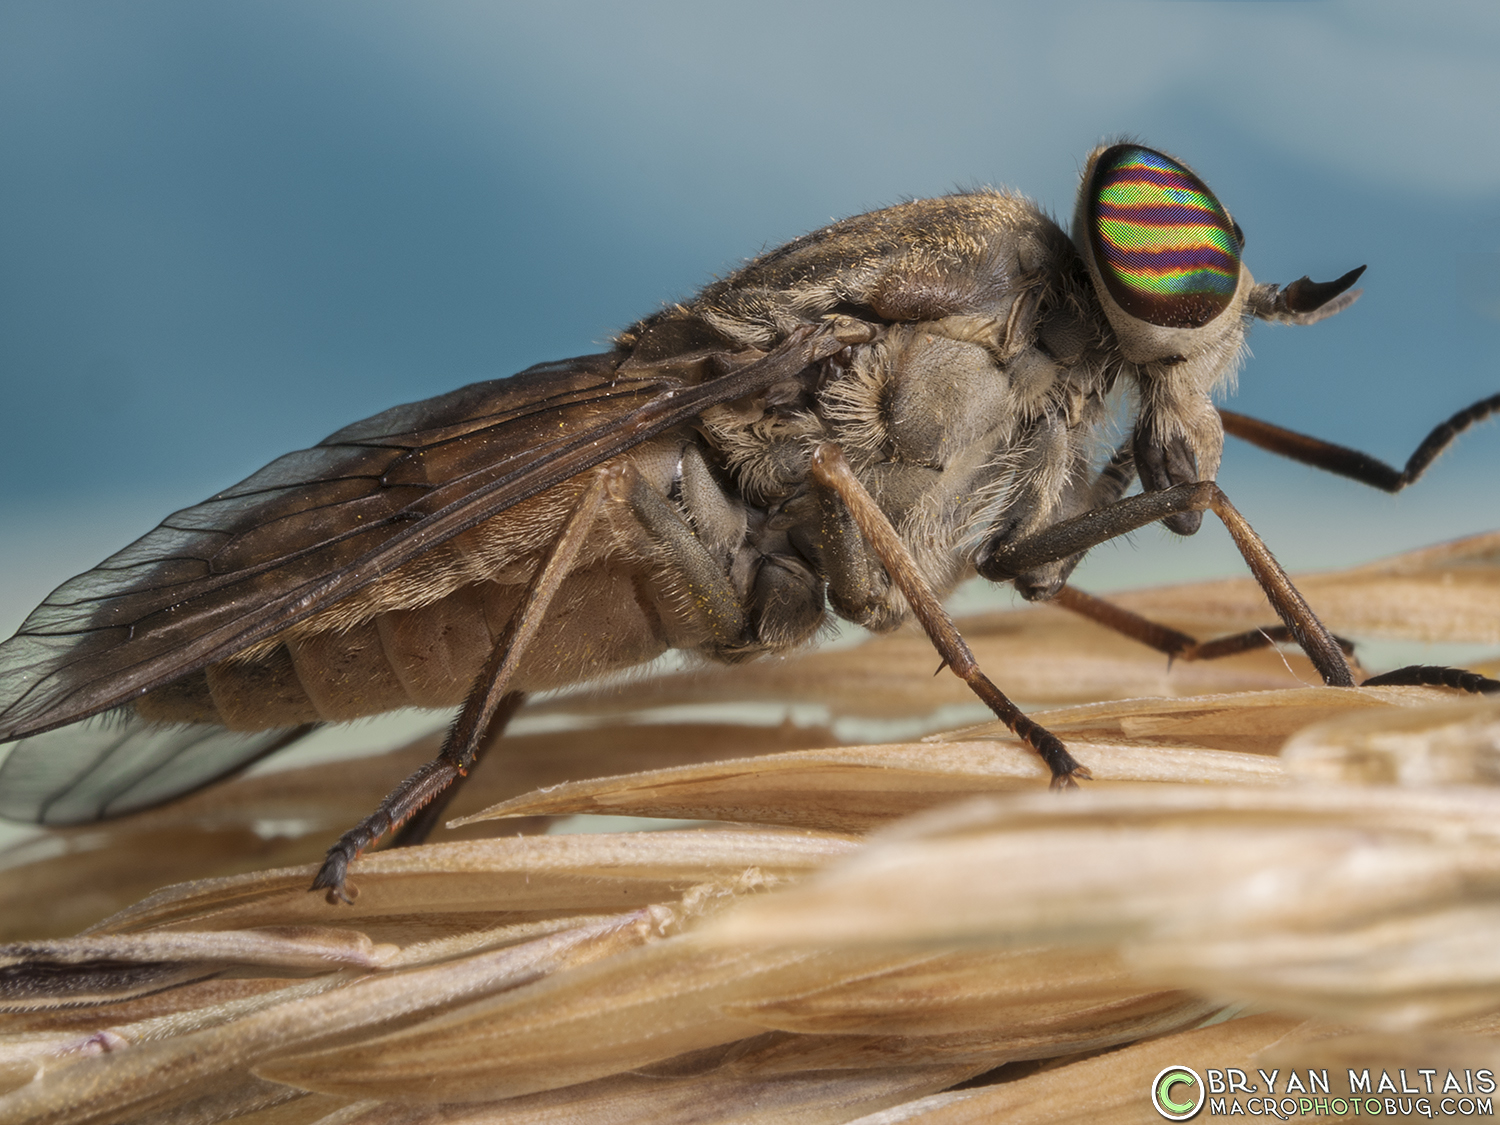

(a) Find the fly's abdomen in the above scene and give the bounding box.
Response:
[373,584,498,710]
[133,562,675,729]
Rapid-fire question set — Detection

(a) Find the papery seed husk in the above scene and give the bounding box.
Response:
[708,787,1500,951]
[1258,1029,1500,1074]
[127,1072,309,1125]
[715,946,1209,1040]
[0,928,398,1010]
[303,1062,986,1125]
[0,912,655,1125]
[84,830,857,935]
[859,1012,1314,1124]
[948,685,1456,757]
[1281,697,1500,787]
[233,1093,354,1125]
[256,936,915,1102]
[457,740,1285,833]
[712,992,1216,1071]
[1132,905,1500,1027]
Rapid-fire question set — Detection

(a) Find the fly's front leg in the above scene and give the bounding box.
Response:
[808,443,1088,787]
[992,498,1496,695]
[978,486,1386,693]
[978,481,1356,688]
[1049,584,1359,666]
[998,447,1361,671]
[312,470,612,904]
[1220,393,1500,493]
[608,461,748,652]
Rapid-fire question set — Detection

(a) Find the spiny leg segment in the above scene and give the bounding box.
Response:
[809,443,1088,786]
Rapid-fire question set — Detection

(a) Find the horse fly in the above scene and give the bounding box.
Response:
[1,143,1495,902]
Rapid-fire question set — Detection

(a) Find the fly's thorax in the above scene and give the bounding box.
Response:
[629,190,1073,355]
[808,299,1117,627]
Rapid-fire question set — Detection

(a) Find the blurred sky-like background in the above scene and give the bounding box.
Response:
[2,0,1499,639]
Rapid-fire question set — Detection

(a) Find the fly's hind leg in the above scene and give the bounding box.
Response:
[388,689,527,849]
[311,459,756,903]
[312,470,613,904]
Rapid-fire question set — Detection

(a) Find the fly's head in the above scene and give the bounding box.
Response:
[1075,143,1363,533]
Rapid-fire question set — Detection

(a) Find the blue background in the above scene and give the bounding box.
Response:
[3,0,1498,634]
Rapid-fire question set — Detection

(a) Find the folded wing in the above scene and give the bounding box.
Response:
[0,352,671,741]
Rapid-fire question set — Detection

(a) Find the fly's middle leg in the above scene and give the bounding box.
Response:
[808,442,1088,788]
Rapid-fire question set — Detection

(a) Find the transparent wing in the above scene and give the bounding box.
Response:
[0,324,843,746]
[0,714,315,824]
[0,352,666,740]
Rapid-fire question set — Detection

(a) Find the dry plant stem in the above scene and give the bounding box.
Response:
[0,913,649,1125]
[312,471,612,903]
[984,481,1356,688]
[807,443,1087,786]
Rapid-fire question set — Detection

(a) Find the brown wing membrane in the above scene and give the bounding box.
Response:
[0,322,851,743]
[0,353,648,741]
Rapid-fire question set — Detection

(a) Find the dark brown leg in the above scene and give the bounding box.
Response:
[978,481,1356,688]
[1050,584,1358,664]
[311,469,612,903]
[387,690,527,849]
[1219,393,1500,492]
[809,444,1088,787]
[1361,666,1500,693]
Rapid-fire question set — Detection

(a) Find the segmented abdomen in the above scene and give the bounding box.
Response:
[134,563,671,728]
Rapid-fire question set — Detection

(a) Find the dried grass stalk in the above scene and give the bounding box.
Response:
[0,532,1497,1124]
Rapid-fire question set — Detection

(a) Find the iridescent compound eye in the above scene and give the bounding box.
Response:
[1088,145,1242,329]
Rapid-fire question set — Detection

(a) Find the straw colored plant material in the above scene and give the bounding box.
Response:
[0,882,755,1124]
[1111,528,1500,645]
[84,828,856,936]
[0,721,843,942]
[461,687,1464,831]
[311,1061,988,1125]
[0,531,1497,1124]
[456,737,1285,832]
[710,782,1500,1028]
[257,930,1215,1103]
[0,927,394,1009]
[1283,696,1500,787]
[841,1013,1317,1125]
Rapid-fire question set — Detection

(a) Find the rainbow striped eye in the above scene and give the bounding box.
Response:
[1088,145,1242,329]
